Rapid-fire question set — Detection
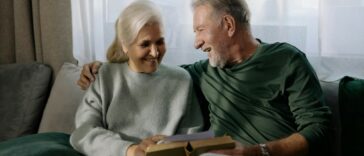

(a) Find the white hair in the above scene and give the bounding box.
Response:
[118,0,163,46]
[107,0,164,62]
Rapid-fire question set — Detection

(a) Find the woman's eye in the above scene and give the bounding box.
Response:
[140,42,150,48]
[156,40,164,46]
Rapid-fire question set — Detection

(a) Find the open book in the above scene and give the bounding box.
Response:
[145,131,235,156]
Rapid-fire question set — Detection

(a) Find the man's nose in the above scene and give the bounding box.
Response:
[194,39,204,49]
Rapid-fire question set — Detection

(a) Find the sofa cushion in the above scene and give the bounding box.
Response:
[0,63,52,141]
[38,63,85,134]
[339,76,364,155]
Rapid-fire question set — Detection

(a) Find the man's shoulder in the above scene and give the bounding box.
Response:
[261,42,305,58]
[262,42,314,71]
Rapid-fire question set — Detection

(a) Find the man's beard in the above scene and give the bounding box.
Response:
[208,52,227,68]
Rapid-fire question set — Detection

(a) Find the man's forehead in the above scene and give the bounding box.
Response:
[193,5,211,26]
[193,4,211,15]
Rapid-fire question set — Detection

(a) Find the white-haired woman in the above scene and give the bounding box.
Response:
[69,1,203,156]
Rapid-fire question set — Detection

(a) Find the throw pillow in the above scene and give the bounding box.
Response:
[339,76,364,155]
[0,63,51,141]
[38,63,85,134]
[320,80,341,156]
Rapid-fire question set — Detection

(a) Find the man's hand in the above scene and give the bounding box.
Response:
[210,133,308,156]
[77,61,102,90]
[209,141,256,156]
[126,135,166,156]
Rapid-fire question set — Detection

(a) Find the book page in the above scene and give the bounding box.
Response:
[158,130,215,144]
[200,153,229,156]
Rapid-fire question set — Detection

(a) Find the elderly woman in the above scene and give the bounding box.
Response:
[69,1,203,156]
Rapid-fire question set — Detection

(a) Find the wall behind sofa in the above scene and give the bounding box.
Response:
[0,0,76,79]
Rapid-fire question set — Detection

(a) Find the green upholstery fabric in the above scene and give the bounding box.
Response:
[0,132,82,156]
[339,76,364,155]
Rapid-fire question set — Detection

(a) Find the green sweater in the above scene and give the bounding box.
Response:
[182,42,331,154]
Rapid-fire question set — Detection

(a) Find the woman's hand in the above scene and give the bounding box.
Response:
[126,135,166,156]
[126,145,144,156]
[77,61,102,90]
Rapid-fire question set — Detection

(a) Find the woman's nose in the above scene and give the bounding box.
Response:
[150,45,159,57]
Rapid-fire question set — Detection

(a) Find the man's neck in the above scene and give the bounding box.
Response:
[227,28,260,66]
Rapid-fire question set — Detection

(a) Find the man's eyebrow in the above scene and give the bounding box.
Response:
[194,25,203,32]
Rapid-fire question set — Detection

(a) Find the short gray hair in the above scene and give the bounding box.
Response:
[192,0,251,27]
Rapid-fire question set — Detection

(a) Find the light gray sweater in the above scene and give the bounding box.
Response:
[70,63,203,156]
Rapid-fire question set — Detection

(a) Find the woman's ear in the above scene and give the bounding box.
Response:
[121,41,128,54]
[223,15,236,37]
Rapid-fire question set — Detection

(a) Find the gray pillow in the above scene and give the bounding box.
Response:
[0,63,52,141]
[320,80,341,156]
[38,63,85,134]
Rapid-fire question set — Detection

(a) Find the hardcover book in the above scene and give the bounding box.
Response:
[146,131,235,156]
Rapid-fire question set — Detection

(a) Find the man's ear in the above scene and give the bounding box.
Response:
[223,15,236,37]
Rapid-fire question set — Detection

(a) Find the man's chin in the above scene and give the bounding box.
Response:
[209,62,218,68]
[209,60,225,68]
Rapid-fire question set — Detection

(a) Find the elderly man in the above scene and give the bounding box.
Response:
[78,0,331,155]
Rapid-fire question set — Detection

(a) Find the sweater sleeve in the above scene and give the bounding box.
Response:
[70,72,133,156]
[285,52,331,155]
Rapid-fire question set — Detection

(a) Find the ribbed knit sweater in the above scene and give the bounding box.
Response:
[70,63,203,156]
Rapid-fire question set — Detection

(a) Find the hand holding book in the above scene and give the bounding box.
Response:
[146,131,235,156]
[127,134,166,156]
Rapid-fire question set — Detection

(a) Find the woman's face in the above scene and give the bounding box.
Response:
[125,23,166,73]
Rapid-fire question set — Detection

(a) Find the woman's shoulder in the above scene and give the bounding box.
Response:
[99,62,126,72]
[95,62,127,79]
